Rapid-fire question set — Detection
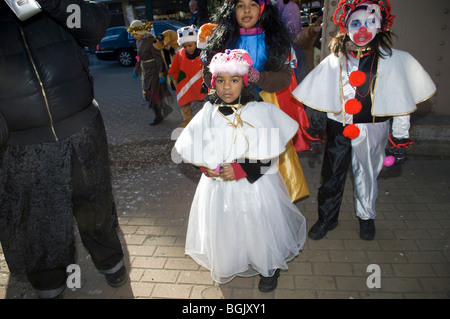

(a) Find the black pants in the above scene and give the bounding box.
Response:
[0,111,123,298]
[27,153,124,298]
[317,119,352,224]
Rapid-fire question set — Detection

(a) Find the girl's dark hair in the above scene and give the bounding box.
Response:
[204,0,292,72]
[329,7,395,59]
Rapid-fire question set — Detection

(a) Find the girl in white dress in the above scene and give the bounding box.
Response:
[175,49,306,292]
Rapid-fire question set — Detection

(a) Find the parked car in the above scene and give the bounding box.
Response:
[96,20,187,67]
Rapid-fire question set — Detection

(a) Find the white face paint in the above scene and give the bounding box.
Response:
[347,8,381,47]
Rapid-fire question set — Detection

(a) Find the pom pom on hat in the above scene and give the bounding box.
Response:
[177,25,199,46]
[343,124,360,139]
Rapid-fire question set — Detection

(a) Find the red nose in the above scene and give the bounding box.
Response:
[359,26,368,33]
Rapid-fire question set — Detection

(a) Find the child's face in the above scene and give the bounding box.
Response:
[215,73,244,104]
[347,9,380,47]
[132,33,144,41]
[235,0,260,29]
[182,42,197,55]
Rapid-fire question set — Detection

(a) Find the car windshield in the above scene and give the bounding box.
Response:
[104,27,126,37]
[152,20,186,35]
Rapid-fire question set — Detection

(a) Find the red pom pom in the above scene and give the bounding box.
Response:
[343,124,360,139]
[349,71,366,87]
[345,99,362,115]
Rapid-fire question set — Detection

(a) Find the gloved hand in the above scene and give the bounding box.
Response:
[132,72,139,79]
[389,134,414,164]
[159,77,167,84]
[248,67,260,83]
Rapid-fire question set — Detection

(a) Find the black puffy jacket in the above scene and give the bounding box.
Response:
[0,0,110,145]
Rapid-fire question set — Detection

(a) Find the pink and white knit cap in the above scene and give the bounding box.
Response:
[209,49,253,88]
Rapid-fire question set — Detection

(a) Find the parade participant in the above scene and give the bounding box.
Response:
[128,20,169,125]
[292,0,436,240]
[175,49,306,292]
[153,29,179,92]
[168,25,206,128]
[277,0,306,82]
[202,0,310,202]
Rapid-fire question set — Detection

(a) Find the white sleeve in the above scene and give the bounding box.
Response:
[391,115,411,139]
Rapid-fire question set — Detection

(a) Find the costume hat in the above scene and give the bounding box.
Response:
[333,0,395,34]
[197,23,217,49]
[127,20,153,35]
[177,25,199,46]
[209,49,253,88]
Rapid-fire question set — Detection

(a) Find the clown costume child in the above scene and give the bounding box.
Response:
[292,0,436,241]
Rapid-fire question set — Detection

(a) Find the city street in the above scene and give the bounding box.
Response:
[1,54,449,300]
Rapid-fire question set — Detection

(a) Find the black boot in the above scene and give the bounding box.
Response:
[105,265,128,288]
[308,219,338,240]
[258,269,280,293]
[359,218,375,240]
[150,107,163,125]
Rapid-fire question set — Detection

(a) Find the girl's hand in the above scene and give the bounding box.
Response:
[205,168,220,178]
[219,164,235,181]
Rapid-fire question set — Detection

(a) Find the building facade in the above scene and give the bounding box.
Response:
[94,0,193,26]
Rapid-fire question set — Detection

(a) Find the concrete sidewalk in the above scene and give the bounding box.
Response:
[1,57,449,299]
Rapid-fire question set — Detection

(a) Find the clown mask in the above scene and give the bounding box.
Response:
[347,5,381,47]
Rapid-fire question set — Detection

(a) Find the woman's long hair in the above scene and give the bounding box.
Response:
[203,0,292,72]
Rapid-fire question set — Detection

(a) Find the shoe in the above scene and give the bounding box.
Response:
[308,220,338,240]
[149,116,163,125]
[258,269,280,293]
[150,106,164,125]
[36,288,65,299]
[105,265,127,288]
[359,218,375,240]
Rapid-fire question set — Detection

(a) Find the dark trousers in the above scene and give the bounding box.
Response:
[25,114,124,297]
[317,119,352,224]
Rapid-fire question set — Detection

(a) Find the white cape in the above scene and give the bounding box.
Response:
[292,48,436,117]
[175,101,299,169]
